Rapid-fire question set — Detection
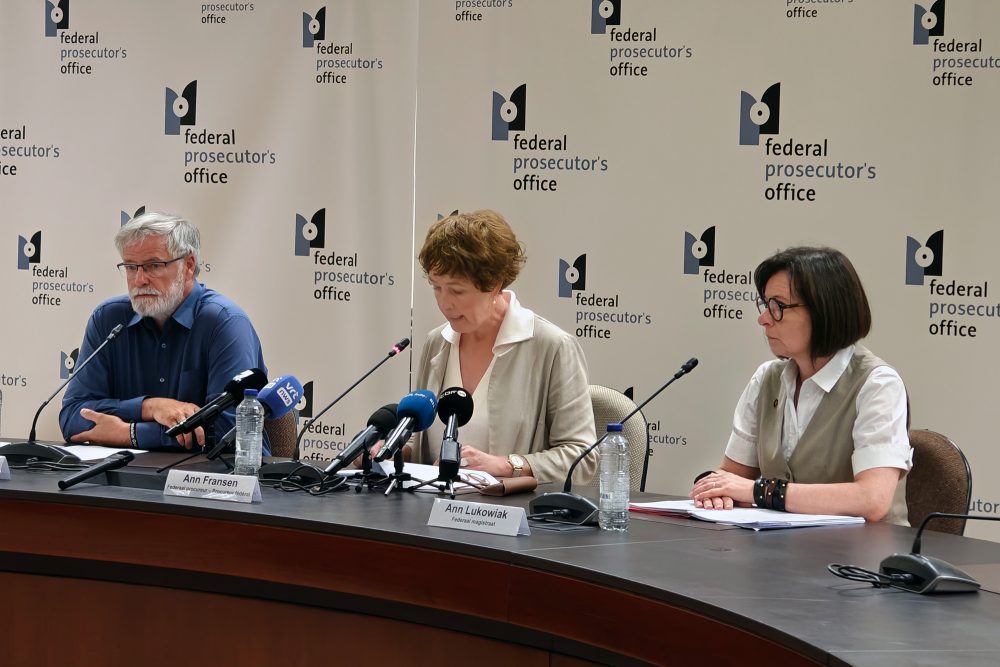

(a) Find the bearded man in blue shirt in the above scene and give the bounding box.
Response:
[59,212,270,453]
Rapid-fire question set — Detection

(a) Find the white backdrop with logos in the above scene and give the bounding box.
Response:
[2,0,999,539]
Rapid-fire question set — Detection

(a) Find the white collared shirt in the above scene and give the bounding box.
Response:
[425,291,535,453]
[724,345,912,475]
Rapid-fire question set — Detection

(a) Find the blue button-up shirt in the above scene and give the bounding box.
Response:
[59,282,270,453]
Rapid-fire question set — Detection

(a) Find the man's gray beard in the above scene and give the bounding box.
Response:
[130,270,186,320]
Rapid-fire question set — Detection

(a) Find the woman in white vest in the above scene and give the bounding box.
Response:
[690,246,912,524]
[403,210,597,484]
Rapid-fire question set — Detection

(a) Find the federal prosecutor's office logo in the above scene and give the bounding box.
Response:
[739,83,781,146]
[558,254,587,298]
[683,226,715,275]
[591,0,621,34]
[913,1,945,45]
[60,348,79,379]
[164,81,198,135]
[492,84,526,141]
[120,205,146,226]
[296,381,314,418]
[44,0,69,37]
[905,230,944,285]
[295,209,326,256]
[302,6,326,48]
[18,231,42,270]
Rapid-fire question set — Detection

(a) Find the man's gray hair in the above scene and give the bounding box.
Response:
[115,212,201,277]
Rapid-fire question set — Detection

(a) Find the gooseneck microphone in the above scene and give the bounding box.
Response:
[436,387,473,480]
[374,390,438,463]
[257,338,409,482]
[876,512,1000,594]
[323,404,398,476]
[528,357,699,526]
[0,323,125,464]
[164,368,268,437]
[58,450,134,490]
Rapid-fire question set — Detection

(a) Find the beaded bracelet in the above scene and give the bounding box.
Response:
[129,422,138,448]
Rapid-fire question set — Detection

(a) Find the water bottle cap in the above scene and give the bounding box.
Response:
[606,423,623,432]
[243,389,258,397]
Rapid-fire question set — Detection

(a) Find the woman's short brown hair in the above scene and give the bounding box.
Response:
[754,246,872,359]
[418,210,526,292]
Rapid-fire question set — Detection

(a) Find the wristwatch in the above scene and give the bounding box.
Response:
[508,453,525,478]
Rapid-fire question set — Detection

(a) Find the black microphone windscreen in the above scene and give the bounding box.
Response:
[437,387,474,427]
[368,403,399,437]
[682,358,699,373]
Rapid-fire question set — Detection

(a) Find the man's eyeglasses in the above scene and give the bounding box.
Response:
[755,296,805,322]
[116,255,187,277]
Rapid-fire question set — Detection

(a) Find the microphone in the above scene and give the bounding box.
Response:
[528,356,699,526]
[258,338,409,482]
[203,375,304,461]
[374,390,438,463]
[436,387,473,480]
[58,450,134,490]
[0,323,125,464]
[165,368,268,437]
[323,404,398,476]
[877,512,1000,594]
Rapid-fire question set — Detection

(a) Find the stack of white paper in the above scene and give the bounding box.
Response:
[629,499,864,530]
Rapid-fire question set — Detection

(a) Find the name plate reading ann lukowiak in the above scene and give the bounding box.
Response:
[428,498,530,536]
[164,469,262,504]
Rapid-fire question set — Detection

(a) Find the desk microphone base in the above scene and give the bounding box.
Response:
[0,441,81,465]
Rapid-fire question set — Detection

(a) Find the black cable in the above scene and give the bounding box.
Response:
[827,563,917,591]
[258,465,348,496]
[12,460,91,472]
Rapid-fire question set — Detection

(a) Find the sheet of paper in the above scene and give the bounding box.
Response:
[629,499,864,530]
[64,445,148,462]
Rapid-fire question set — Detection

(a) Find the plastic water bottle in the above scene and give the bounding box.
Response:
[233,388,264,477]
[599,423,630,531]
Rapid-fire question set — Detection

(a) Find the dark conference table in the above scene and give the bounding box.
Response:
[2,456,1000,667]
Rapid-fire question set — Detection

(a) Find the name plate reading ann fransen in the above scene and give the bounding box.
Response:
[428,498,529,536]
[163,470,262,504]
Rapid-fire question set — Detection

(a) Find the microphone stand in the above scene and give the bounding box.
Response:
[155,429,233,474]
[408,440,463,499]
[528,357,698,526]
[370,447,416,496]
[0,324,124,464]
[258,339,408,482]
[348,445,388,492]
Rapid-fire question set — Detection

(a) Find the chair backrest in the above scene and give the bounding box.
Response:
[906,429,972,535]
[264,411,298,459]
[588,385,648,491]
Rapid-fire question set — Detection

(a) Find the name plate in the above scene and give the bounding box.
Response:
[163,469,261,504]
[428,498,530,536]
[0,457,9,480]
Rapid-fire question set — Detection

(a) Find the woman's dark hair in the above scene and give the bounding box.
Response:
[754,246,871,359]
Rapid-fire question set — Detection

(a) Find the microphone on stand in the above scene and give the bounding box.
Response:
[528,357,699,526]
[58,451,134,490]
[164,368,268,438]
[0,324,125,464]
[156,374,302,475]
[374,390,438,463]
[204,375,305,460]
[323,404,398,476]
[435,387,473,481]
[257,338,409,482]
